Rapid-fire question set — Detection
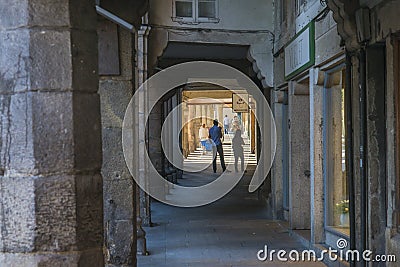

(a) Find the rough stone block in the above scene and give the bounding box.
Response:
[29,29,72,91]
[34,175,77,251]
[76,173,103,250]
[105,219,135,266]
[31,92,74,174]
[101,128,131,180]
[73,93,102,172]
[34,173,103,252]
[0,0,29,29]
[7,93,36,174]
[69,0,98,31]
[7,91,101,175]
[0,30,30,93]
[0,176,36,252]
[99,80,133,128]
[103,178,134,221]
[71,30,99,93]
[118,28,134,79]
[0,248,103,267]
[28,0,69,27]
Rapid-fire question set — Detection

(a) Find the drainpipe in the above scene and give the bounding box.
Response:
[359,47,368,266]
[345,52,356,267]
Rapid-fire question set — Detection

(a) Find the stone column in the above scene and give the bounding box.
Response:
[170,96,178,184]
[271,90,285,220]
[99,26,137,265]
[202,105,207,125]
[208,105,214,122]
[187,104,194,154]
[288,81,311,230]
[0,0,103,266]
[163,101,171,181]
[171,94,182,181]
[310,68,325,243]
[218,105,224,126]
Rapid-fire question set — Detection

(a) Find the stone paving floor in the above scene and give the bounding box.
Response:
[138,166,326,267]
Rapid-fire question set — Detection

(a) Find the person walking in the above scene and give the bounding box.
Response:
[209,120,227,173]
[223,115,230,134]
[232,129,245,172]
[198,124,209,155]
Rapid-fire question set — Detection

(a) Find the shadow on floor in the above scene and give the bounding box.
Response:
[138,167,326,267]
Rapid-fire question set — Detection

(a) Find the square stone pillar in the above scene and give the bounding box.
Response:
[310,68,325,243]
[0,0,103,266]
[99,25,137,266]
[288,81,311,230]
[271,90,285,220]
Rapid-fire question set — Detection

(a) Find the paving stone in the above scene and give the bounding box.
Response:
[138,167,327,267]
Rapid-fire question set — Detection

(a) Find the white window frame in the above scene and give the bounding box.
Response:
[172,0,219,24]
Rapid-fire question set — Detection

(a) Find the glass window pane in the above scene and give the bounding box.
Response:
[396,40,400,233]
[176,1,193,17]
[198,1,216,18]
[325,71,349,236]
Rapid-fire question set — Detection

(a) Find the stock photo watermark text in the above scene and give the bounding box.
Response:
[257,239,397,263]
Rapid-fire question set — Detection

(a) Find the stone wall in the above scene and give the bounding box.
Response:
[0,0,103,266]
[99,22,137,266]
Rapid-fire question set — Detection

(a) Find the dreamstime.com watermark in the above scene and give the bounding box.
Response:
[257,238,397,263]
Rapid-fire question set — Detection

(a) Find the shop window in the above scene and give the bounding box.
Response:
[396,39,400,233]
[173,0,219,23]
[324,69,349,236]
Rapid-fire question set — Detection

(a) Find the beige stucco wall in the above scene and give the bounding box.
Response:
[147,0,275,88]
[149,0,273,31]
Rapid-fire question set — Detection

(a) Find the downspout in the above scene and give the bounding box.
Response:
[345,52,356,267]
[359,47,368,266]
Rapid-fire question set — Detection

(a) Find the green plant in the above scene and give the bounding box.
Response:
[335,199,349,214]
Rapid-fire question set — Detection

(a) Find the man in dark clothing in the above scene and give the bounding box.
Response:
[209,120,227,173]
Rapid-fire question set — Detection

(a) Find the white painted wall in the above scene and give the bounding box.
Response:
[149,0,274,31]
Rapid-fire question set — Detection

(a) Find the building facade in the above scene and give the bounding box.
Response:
[1,0,400,266]
[270,0,400,266]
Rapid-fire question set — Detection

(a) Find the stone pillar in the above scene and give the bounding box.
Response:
[310,68,325,243]
[366,45,387,257]
[202,105,207,125]
[170,96,178,184]
[288,81,311,230]
[0,0,103,266]
[99,26,137,265]
[218,105,224,126]
[208,105,214,122]
[171,94,181,181]
[271,90,285,220]
[195,104,201,148]
[188,104,195,154]
[163,101,171,181]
